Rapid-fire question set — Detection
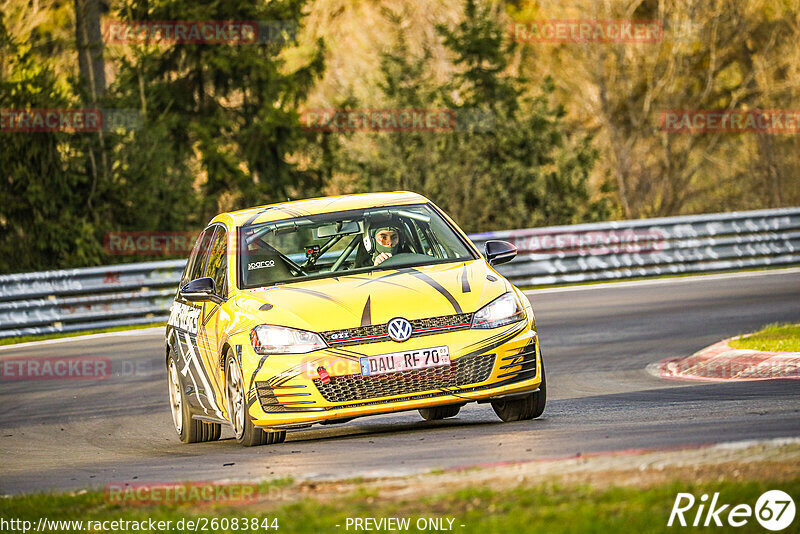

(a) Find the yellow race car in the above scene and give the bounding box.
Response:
[166,192,545,446]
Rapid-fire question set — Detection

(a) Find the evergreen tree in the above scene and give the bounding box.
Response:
[351,0,607,233]
[0,15,103,272]
[108,0,325,223]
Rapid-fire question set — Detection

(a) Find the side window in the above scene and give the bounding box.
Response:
[181,229,207,286]
[206,227,228,298]
[186,228,215,283]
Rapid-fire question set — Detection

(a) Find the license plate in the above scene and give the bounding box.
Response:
[360,346,450,377]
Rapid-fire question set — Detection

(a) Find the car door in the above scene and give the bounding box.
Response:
[196,224,229,416]
[168,227,226,421]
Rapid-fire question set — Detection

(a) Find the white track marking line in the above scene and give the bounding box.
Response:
[525,267,800,295]
[0,326,165,351]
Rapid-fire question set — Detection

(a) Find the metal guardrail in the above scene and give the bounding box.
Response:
[0,261,185,339]
[0,207,798,339]
[469,206,800,287]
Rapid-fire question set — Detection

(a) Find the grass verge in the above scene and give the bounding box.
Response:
[0,323,165,347]
[0,473,797,533]
[729,323,800,352]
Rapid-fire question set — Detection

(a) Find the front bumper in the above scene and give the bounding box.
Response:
[239,321,541,429]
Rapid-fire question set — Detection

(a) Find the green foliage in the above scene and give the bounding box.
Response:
[347,0,608,232]
[4,0,797,274]
[0,1,326,273]
[0,14,103,273]
[108,0,326,223]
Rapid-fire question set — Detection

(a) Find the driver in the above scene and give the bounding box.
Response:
[362,214,405,266]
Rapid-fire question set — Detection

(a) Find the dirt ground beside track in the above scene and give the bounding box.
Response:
[239,438,800,508]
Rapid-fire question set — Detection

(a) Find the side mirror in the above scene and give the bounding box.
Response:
[485,240,517,266]
[180,277,220,303]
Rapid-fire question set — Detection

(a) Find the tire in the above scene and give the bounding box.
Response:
[168,356,221,443]
[225,350,286,447]
[419,404,462,421]
[491,363,546,422]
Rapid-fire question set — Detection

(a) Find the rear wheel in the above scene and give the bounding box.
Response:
[491,364,546,422]
[168,357,221,443]
[419,404,462,421]
[225,350,286,447]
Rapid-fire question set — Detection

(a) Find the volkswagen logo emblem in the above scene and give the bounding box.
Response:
[387,317,413,342]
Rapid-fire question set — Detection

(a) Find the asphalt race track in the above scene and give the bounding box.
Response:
[1,269,799,495]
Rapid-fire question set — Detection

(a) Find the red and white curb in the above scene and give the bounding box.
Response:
[653,338,800,381]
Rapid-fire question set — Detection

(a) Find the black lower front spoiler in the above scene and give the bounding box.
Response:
[476,387,540,404]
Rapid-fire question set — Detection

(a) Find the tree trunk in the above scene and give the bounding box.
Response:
[75,0,106,103]
[75,0,107,213]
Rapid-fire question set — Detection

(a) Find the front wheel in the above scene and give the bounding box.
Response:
[225,350,286,447]
[491,364,546,422]
[168,356,221,443]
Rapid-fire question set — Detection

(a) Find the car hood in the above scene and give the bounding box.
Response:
[232,259,509,332]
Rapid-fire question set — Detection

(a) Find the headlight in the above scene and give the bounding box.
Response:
[250,325,327,354]
[472,292,525,329]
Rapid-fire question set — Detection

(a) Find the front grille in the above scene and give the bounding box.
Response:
[320,313,473,346]
[313,352,496,403]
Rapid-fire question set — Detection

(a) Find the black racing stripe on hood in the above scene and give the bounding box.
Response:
[359,267,462,313]
[361,296,372,326]
[357,268,416,283]
[351,275,423,292]
[407,267,462,314]
[461,264,471,293]
[277,286,355,314]
[353,268,415,285]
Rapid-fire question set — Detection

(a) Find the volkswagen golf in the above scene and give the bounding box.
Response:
[166,191,545,446]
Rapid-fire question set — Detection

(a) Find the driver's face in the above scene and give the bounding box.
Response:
[375,229,399,247]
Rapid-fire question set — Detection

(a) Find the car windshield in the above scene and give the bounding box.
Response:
[238,204,475,288]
